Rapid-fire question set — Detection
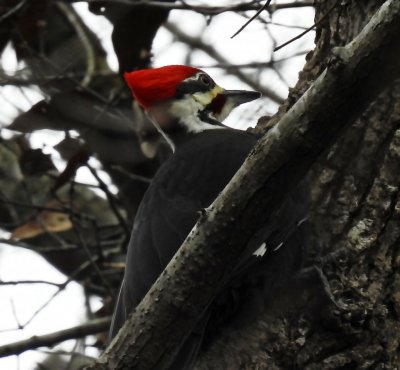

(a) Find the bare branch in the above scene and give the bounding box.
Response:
[0,317,111,358]
[0,258,101,332]
[195,51,310,70]
[66,0,314,15]
[0,70,117,87]
[109,165,152,184]
[0,280,63,287]
[165,22,285,104]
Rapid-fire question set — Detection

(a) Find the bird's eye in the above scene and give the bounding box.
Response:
[199,74,211,85]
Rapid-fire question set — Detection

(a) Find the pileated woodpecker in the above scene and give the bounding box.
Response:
[110,65,308,369]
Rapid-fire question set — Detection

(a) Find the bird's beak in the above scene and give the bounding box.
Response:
[204,87,261,123]
[223,89,261,107]
[210,86,261,122]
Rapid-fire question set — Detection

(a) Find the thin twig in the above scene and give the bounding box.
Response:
[0,70,117,87]
[274,0,340,52]
[70,216,114,296]
[12,259,95,330]
[165,22,284,104]
[0,195,96,224]
[231,0,272,39]
[10,297,22,330]
[0,0,28,24]
[19,45,115,106]
[194,51,310,70]
[109,165,152,184]
[0,280,63,287]
[57,2,96,87]
[86,164,131,239]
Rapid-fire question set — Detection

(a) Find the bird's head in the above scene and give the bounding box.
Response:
[124,65,261,148]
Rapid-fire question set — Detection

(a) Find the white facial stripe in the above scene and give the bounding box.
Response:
[169,95,202,122]
[169,95,225,133]
[192,85,224,106]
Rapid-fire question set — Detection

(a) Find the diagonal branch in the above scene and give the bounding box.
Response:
[86,0,400,369]
[0,0,28,24]
[231,0,272,39]
[0,317,111,357]
[274,0,340,51]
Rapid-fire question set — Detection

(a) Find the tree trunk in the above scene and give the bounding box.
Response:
[196,1,400,368]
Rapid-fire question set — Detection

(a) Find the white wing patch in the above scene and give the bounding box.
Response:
[273,242,283,252]
[253,242,267,257]
[253,241,284,258]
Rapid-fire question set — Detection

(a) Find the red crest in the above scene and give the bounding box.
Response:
[124,65,199,109]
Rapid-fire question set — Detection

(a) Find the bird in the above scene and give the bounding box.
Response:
[109,65,309,369]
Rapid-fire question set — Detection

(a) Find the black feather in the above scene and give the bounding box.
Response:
[109,128,309,369]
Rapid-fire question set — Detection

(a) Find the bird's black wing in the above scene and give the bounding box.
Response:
[109,164,202,339]
[110,129,258,340]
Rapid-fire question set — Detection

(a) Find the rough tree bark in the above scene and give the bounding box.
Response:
[86,1,400,369]
[197,0,400,368]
